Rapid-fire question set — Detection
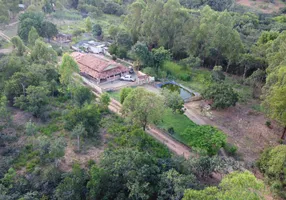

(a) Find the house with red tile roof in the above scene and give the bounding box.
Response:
[71,52,128,83]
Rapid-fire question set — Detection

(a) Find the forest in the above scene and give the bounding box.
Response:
[0,0,286,199]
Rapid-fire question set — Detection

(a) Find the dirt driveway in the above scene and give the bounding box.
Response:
[184,101,282,163]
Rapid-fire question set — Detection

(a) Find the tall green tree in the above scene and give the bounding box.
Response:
[11,36,26,56]
[71,123,87,151]
[262,66,286,139]
[85,17,92,32]
[183,171,265,200]
[161,88,184,113]
[55,163,86,200]
[30,40,57,63]
[203,82,238,109]
[59,53,79,85]
[14,85,49,118]
[28,26,40,46]
[122,88,164,130]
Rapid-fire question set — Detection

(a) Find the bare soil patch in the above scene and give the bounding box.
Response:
[184,101,282,163]
[236,0,285,13]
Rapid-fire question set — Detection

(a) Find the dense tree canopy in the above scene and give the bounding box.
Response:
[121,88,164,130]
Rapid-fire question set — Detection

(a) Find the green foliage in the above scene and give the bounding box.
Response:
[257,145,286,198]
[223,143,237,156]
[211,66,225,82]
[39,123,60,136]
[99,92,110,110]
[30,39,58,63]
[59,53,79,85]
[161,88,184,113]
[11,36,26,56]
[203,82,239,109]
[25,119,37,136]
[73,86,94,107]
[92,24,102,37]
[119,87,132,104]
[14,85,49,118]
[0,96,11,126]
[64,104,101,137]
[183,171,265,200]
[122,87,164,130]
[158,169,196,200]
[28,26,40,46]
[56,163,87,200]
[262,66,286,130]
[182,125,226,155]
[111,127,171,158]
[72,123,87,151]
[85,17,92,32]
[163,61,190,81]
[41,21,58,40]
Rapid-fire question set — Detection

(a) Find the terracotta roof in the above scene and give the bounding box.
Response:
[70,52,128,80]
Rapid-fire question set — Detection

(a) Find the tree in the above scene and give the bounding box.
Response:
[92,24,102,37]
[30,39,57,63]
[87,164,105,199]
[71,123,87,151]
[119,87,132,104]
[64,104,101,137]
[257,145,286,197]
[25,119,37,136]
[262,66,286,139]
[49,137,66,167]
[55,163,86,200]
[203,82,238,109]
[99,93,110,110]
[11,36,26,56]
[0,96,11,126]
[73,86,94,107]
[85,17,92,33]
[28,26,40,46]
[121,88,164,130]
[158,169,195,200]
[41,21,58,41]
[161,88,184,113]
[14,85,49,118]
[18,12,44,41]
[183,171,265,200]
[59,53,79,85]
[97,149,160,199]
[131,42,153,67]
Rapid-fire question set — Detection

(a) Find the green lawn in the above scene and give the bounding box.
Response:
[49,12,122,38]
[157,108,197,142]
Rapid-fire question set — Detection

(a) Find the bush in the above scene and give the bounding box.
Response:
[181,125,227,155]
[203,82,238,109]
[224,143,237,156]
[257,145,286,198]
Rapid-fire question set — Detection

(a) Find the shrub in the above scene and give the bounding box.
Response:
[181,125,227,155]
[257,145,286,198]
[224,143,237,156]
[203,82,238,109]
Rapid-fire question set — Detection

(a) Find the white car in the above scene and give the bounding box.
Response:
[120,74,136,82]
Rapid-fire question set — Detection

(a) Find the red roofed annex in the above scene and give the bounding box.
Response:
[71,52,128,83]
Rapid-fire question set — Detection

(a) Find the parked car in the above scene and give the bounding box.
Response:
[120,74,136,82]
[129,66,134,74]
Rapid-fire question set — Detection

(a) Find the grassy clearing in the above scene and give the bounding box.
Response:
[49,11,121,38]
[157,108,197,142]
[164,62,253,103]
